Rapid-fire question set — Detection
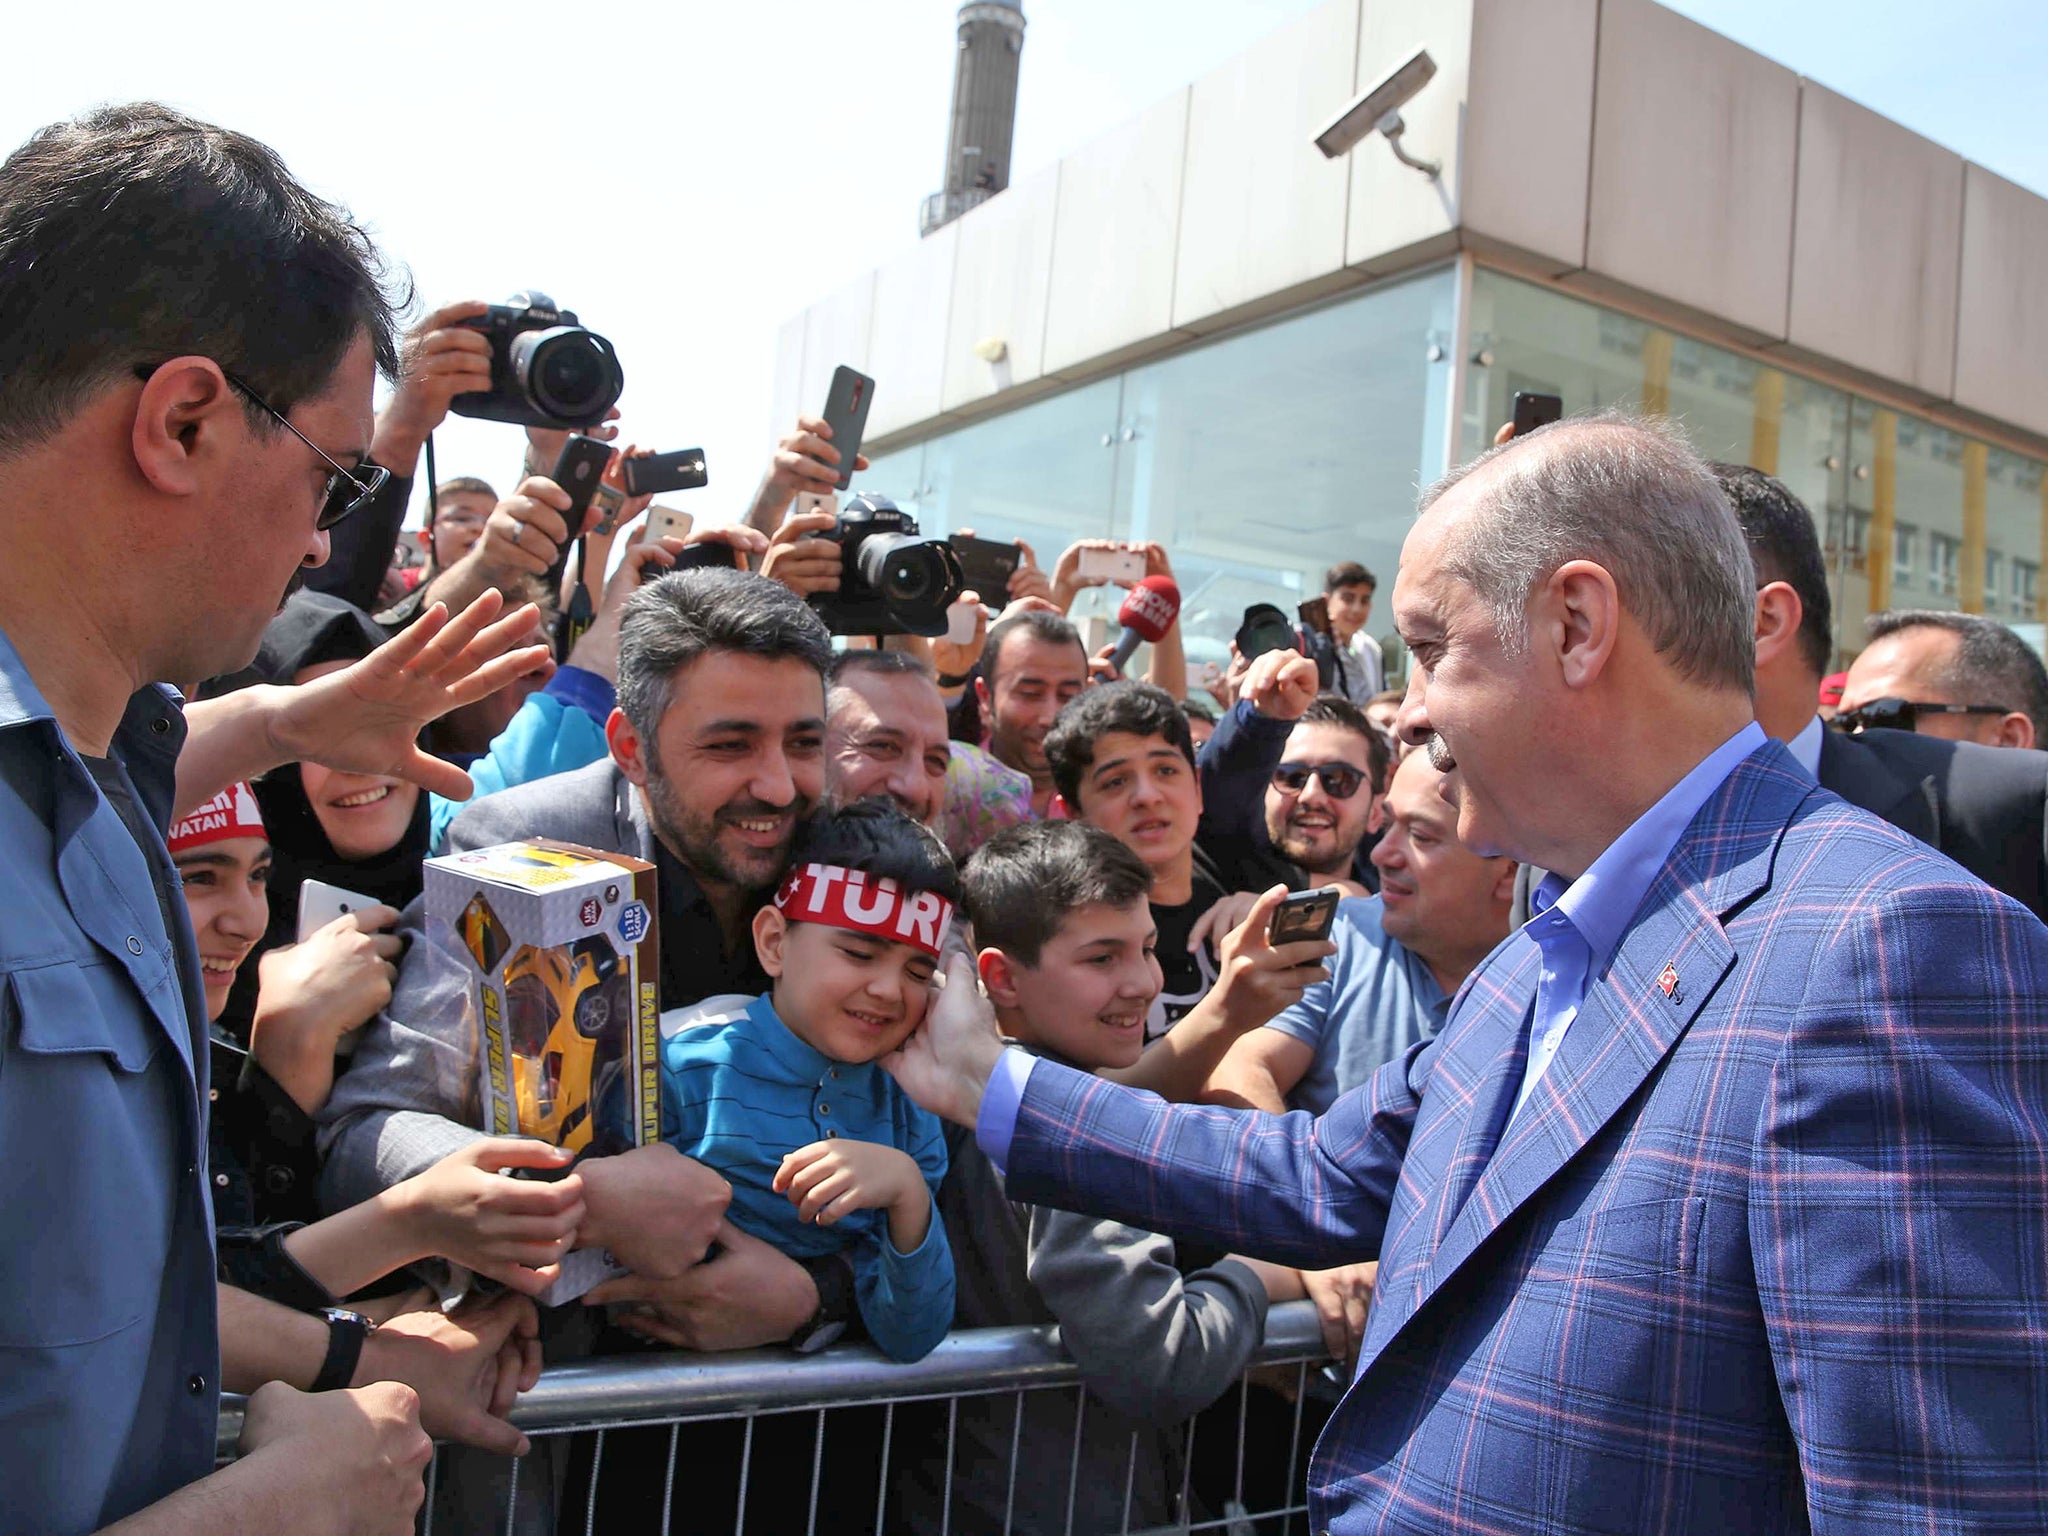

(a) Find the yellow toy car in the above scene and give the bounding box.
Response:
[501,937,631,1151]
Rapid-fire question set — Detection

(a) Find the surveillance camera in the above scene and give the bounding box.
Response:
[1314,48,1437,160]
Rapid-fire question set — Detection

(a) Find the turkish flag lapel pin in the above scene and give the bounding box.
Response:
[1656,961,1681,1001]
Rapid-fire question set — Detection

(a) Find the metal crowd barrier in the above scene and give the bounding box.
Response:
[218,1299,1334,1535]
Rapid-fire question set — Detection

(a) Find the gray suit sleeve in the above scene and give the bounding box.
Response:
[315,888,490,1211]
[1024,1204,1269,1424]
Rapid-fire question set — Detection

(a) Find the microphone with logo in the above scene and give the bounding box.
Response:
[1105,576,1182,679]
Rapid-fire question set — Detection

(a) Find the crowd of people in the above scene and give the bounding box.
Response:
[5,100,2048,1536]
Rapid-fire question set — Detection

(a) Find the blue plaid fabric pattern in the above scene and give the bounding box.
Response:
[1005,741,2048,1533]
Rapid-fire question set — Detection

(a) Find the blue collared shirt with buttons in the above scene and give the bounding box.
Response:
[1515,723,1766,1118]
[661,992,954,1362]
[0,624,221,1532]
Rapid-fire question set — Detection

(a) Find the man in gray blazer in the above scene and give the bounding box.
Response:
[321,570,841,1345]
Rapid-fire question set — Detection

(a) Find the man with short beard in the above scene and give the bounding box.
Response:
[322,571,856,1525]
[1262,695,1390,896]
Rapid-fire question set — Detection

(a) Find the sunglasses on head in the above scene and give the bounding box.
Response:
[1832,696,2010,734]
[1271,761,1368,800]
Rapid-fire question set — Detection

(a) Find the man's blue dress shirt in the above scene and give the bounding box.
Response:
[0,625,221,1532]
[662,992,954,1361]
[1514,723,1765,1118]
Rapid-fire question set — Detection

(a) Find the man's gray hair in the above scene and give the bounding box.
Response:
[616,569,832,758]
[1419,413,1756,695]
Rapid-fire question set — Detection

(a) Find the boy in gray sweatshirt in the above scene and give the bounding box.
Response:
[895,821,1300,1534]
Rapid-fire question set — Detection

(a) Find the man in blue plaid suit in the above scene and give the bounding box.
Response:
[891,415,2048,1534]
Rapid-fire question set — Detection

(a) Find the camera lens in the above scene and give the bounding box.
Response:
[511,326,622,424]
[856,534,944,605]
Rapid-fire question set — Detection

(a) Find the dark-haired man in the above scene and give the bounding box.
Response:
[0,104,551,1534]
[826,649,954,827]
[977,608,1091,815]
[323,568,857,1528]
[1261,696,1389,897]
[1840,608,2048,750]
[1322,559,1384,702]
[1721,464,2048,919]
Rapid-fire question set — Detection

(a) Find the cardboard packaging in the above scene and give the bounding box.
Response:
[424,838,660,1300]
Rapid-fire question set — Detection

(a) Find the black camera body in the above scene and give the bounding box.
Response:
[811,495,965,638]
[450,291,625,430]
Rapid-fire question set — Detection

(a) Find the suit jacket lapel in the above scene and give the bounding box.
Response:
[1407,747,1811,1310]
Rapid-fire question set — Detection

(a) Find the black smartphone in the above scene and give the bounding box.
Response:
[821,366,875,492]
[1297,595,1333,637]
[621,447,709,499]
[1269,887,1341,946]
[544,434,615,588]
[1511,390,1563,437]
[950,534,1023,605]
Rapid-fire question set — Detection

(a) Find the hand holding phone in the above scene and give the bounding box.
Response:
[1268,887,1341,946]
[1077,546,1146,585]
[820,367,874,493]
[621,448,709,499]
[1511,391,1563,437]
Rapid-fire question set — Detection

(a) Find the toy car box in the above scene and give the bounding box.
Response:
[426,839,660,1302]
[426,838,660,1155]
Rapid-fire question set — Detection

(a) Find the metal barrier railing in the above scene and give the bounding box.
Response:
[217,1300,1334,1535]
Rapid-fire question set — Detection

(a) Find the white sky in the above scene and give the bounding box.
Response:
[6,0,2040,532]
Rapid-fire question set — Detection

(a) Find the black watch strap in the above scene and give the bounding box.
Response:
[312,1308,373,1392]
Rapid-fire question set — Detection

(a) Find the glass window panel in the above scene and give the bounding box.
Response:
[915,378,1124,566]
[857,443,926,522]
[1466,271,1858,655]
[1109,268,1457,677]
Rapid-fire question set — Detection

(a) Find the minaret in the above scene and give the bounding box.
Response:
[921,0,1026,236]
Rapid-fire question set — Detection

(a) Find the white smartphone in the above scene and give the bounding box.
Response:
[644,505,694,546]
[1078,546,1146,584]
[944,602,980,645]
[297,878,380,944]
[793,490,838,520]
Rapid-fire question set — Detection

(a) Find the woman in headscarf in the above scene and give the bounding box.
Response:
[214,592,429,1038]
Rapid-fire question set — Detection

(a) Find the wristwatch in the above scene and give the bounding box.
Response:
[312,1307,377,1392]
[790,1252,856,1355]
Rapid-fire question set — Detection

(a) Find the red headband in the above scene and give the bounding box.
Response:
[168,781,266,855]
[773,863,954,958]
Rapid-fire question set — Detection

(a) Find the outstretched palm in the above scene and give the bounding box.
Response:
[271,591,552,801]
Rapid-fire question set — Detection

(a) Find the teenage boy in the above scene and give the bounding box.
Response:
[898,819,1297,1534]
[661,801,957,1362]
[1042,681,1234,1036]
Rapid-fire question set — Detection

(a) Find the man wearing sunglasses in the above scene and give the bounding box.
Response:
[1262,695,1391,897]
[1837,608,2048,751]
[1721,466,2048,923]
[1518,466,2048,926]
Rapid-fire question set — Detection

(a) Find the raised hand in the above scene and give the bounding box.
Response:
[266,590,552,802]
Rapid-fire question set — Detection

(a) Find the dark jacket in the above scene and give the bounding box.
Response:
[1816,726,2048,920]
[1512,725,2048,925]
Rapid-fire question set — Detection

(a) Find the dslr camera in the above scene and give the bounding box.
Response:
[811,495,965,638]
[451,291,625,430]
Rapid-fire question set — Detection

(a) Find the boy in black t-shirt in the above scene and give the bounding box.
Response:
[1042,682,1247,1039]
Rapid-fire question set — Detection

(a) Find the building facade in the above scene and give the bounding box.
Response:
[775,0,2048,679]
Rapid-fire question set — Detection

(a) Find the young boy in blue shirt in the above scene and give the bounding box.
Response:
[659,800,957,1361]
